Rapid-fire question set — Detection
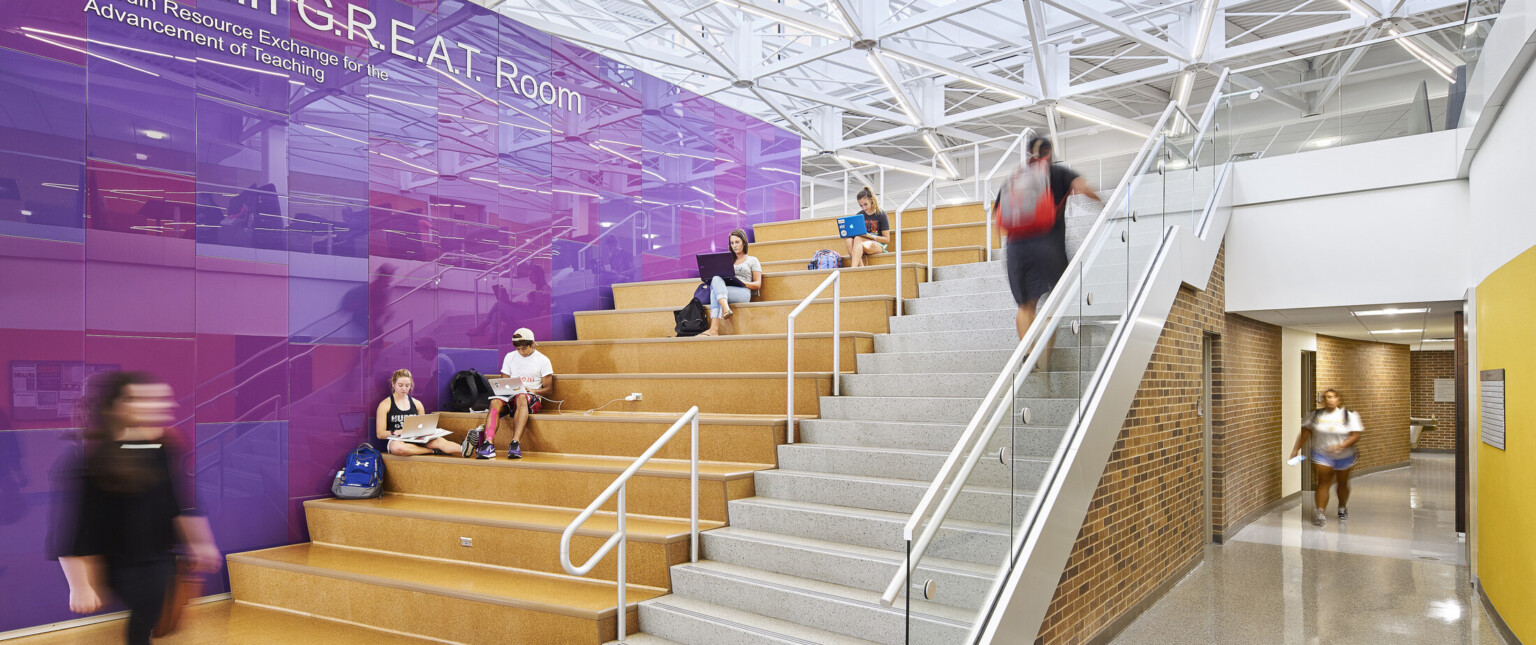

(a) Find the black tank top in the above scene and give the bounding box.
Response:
[386,396,415,432]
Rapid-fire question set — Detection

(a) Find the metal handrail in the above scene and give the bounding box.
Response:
[880,101,1183,606]
[890,178,934,317]
[1189,68,1233,162]
[786,271,841,442]
[559,406,700,644]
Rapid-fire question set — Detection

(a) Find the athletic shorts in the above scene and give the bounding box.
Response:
[1311,449,1357,471]
[1006,236,1068,306]
[499,392,542,416]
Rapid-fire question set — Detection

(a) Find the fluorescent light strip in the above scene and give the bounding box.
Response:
[367,94,436,111]
[302,123,368,145]
[21,27,174,59]
[1353,307,1428,316]
[368,150,436,175]
[1387,27,1456,82]
[879,49,1032,101]
[1372,328,1423,334]
[835,154,934,178]
[197,56,289,78]
[865,52,922,126]
[1334,0,1373,19]
[1055,105,1146,137]
[923,133,960,178]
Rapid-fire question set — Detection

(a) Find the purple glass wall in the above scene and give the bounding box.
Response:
[0,0,800,632]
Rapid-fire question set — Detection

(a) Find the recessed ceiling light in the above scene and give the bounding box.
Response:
[20,210,33,216]
[135,153,148,160]
[1373,328,1423,334]
[1422,338,1453,342]
[1309,137,1337,147]
[141,129,168,140]
[1353,308,1428,316]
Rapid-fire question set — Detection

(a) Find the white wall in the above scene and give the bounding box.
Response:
[1232,129,1463,205]
[1280,328,1317,497]
[1225,177,1472,312]
[1467,34,1536,285]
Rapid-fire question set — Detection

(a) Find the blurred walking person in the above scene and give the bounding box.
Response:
[1290,388,1364,526]
[53,372,221,644]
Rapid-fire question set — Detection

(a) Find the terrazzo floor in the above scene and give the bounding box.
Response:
[1111,454,1506,645]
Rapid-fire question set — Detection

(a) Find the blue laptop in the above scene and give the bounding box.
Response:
[837,214,868,238]
[696,252,746,287]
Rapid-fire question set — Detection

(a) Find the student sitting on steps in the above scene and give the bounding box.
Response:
[700,228,762,337]
[461,328,554,460]
[377,369,459,456]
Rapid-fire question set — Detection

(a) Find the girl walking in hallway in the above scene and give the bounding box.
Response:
[1291,388,1364,526]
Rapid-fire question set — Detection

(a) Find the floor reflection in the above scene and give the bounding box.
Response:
[1111,454,1502,645]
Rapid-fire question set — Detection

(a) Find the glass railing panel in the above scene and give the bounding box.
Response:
[1162,110,1199,235]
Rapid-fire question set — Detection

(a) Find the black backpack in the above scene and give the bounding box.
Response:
[448,369,494,412]
[674,298,709,337]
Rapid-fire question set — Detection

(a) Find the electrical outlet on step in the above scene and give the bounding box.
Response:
[625,392,643,401]
[460,537,473,547]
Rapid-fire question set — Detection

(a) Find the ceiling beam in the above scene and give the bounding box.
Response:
[1056,98,1154,136]
[499,13,727,77]
[640,0,739,77]
[880,43,1040,99]
[718,0,850,39]
[876,0,1007,39]
[1038,0,1191,63]
[757,78,913,124]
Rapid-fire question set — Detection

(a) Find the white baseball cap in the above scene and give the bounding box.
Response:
[511,328,536,344]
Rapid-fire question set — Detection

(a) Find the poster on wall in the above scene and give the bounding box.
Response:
[10,361,120,422]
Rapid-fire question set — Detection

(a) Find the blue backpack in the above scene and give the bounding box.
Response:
[808,249,841,270]
[332,443,385,499]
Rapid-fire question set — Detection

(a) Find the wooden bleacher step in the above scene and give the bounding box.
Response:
[538,333,873,375]
[749,203,987,242]
[759,245,986,271]
[305,493,717,587]
[435,411,787,466]
[228,543,658,645]
[748,221,1002,264]
[575,295,895,339]
[610,264,926,310]
[381,454,763,522]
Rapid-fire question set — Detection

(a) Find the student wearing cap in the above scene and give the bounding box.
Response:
[461,328,553,460]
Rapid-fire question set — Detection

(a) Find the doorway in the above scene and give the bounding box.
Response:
[1300,349,1317,493]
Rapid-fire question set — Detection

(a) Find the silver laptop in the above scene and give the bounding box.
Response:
[394,413,443,440]
[489,377,524,396]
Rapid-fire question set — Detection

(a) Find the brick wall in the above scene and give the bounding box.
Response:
[1212,314,1284,540]
[1315,336,1412,471]
[1409,351,1457,451]
[1035,248,1226,644]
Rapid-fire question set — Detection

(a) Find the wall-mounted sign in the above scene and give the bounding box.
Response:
[10,361,121,422]
[1433,378,1455,403]
[83,0,586,111]
[1480,369,1505,450]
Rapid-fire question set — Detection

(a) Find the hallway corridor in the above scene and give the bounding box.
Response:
[1111,454,1504,644]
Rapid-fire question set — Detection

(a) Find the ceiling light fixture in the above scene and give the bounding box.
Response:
[1334,0,1373,19]
[1309,137,1338,147]
[1055,105,1146,137]
[1386,27,1456,82]
[1372,328,1424,334]
[141,129,169,140]
[1422,338,1453,342]
[922,132,961,178]
[834,154,937,178]
[865,52,922,126]
[1353,307,1428,316]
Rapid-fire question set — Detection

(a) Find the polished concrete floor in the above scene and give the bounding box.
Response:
[1112,454,1505,645]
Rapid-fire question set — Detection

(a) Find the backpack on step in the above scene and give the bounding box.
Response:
[448,368,494,412]
[808,249,841,270]
[674,297,710,337]
[995,162,1056,238]
[331,443,385,499]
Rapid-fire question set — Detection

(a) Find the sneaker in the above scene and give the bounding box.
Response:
[1338,507,1349,520]
[507,440,522,459]
[475,443,496,460]
[1312,510,1326,527]
[460,427,483,458]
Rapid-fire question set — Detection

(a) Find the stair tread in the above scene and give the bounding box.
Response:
[539,331,875,347]
[603,633,683,645]
[229,543,664,619]
[677,560,974,623]
[381,452,765,479]
[612,263,927,287]
[707,526,998,577]
[732,496,1010,534]
[763,468,1019,493]
[642,595,882,645]
[784,443,1056,464]
[307,493,722,542]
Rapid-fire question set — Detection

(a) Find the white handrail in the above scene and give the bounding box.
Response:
[560,406,700,643]
[1188,68,1232,163]
[880,102,1182,606]
[890,177,934,317]
[786,271,841,442]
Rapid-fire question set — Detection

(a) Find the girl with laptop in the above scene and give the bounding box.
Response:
[845,186,890,268]
[700,228,762,337]
[377,369,458,456]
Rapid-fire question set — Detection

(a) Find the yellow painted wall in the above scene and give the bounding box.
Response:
[1476,243,1536,642]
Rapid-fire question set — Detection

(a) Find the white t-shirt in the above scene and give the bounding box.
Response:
[1304,407,1364,454]
[733,255,761,284]
[495,349,553,400]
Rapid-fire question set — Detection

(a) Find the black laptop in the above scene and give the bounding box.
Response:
[696,252,745,287]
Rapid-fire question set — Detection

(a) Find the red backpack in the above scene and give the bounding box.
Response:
[996,163,1056,238]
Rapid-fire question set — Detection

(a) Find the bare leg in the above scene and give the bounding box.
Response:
[425,437,460,454]
[388,441,432,456]
[1313,464,1335,512]
[845,236,862,267]
[511,395,531,443]
[1335,467,1352,509]
[482,398,505,443]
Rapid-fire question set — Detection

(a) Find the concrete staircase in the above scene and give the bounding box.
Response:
[629,259,1113,645]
